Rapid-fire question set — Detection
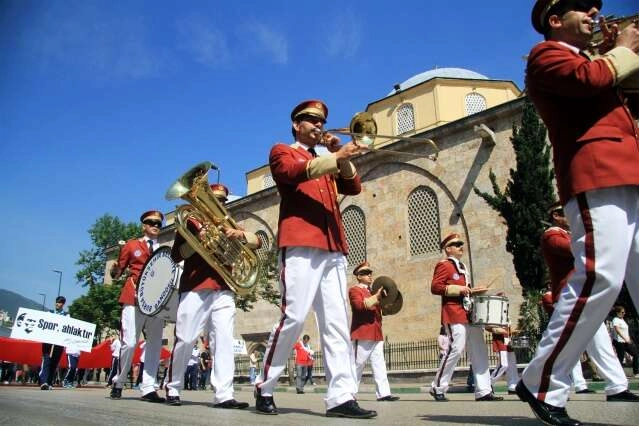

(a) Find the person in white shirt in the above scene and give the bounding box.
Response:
[63,345,81,388]
[185,345,200,391]
[611,306,639,377]
[107,335,121,387]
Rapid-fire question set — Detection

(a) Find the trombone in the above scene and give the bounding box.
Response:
[317,112,439,161]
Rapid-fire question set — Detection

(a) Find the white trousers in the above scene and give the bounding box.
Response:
[431,323,492,398]
[114,305,164,395]
[569,324,627,394]
[522,186,639,407]
[490,350,519,391]
[256,247,357,410]
[353,339,391,399]
[164,289,236,403]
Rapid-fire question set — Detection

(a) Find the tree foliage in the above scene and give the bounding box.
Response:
[75,214,140,286]
[236,245,281,312]
[473,99,556,293]
[68,281,122,341]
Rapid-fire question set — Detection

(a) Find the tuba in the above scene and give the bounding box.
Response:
[165,161,260,296]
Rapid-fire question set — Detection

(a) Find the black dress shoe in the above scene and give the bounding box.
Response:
[214,399,249,409]
[515,381,582,426]
[476,392,504,401]
[508,390,518,395]
[429,388,448,402]
[110,387,122,399]
[607,390,639,402]
[377,395,400,401]
[255,391,277,415]
[326,400,377,418]
[296,390,304,394]
[575,388,595,394]
[165,395,182,406]
[141,391,166,403]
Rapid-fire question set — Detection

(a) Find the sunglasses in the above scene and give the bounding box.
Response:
[298,114,326,125]
[143,220,162,228]
[447,242,464,248]
[357,270,373,276]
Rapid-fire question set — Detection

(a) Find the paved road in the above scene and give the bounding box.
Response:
[0,384,637,425]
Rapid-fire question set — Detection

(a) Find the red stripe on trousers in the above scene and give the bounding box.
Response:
[435,324,454,388]
[164,292,183,393]
[257,248,288,394]
[538,194,595,401]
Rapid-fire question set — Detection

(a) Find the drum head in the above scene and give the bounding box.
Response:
[137,246,178,316]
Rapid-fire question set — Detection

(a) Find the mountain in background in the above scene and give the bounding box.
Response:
[0,288,44,321]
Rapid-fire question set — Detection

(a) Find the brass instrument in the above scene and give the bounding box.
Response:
[165,161,260,296]
[587,14,639,55]
[317,112,439,161]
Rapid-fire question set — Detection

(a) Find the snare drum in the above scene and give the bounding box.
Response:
[470,295,509,327]
[137,246,181,322]
[510,335,530,349]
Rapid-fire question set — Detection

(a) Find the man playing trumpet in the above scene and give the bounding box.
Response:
[254,99,376,419]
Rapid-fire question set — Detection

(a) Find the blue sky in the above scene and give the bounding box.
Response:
[1,0,636,309]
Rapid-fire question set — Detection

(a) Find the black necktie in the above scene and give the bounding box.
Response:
[148,240,154,253]
[308,147,317,157]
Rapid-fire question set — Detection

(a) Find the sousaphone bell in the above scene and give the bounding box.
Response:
[371,276,403,316]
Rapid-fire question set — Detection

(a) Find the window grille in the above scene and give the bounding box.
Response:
[396,103,415,135]
[263,174,276,189]
[408,187,440,256]
[255,230,270,260]
[342,206,366,267]
[465,92,487,116]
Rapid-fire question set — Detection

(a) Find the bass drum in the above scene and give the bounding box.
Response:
[136,246,181,322]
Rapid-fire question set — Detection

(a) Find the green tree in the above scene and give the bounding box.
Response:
[75,214,140,286]
[473,98,555,292]
[473,98,555,344]
[236,246,281,312]
[68,282,122,341]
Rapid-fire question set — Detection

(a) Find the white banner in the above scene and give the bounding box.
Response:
[232,338,247,355]
[10,308,96,352]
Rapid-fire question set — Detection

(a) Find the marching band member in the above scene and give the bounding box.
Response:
[486,324,519,394]
[540,202,637,398]
[163,183,259,409]
[429,233,501,402]
[519,1,639,423]
[349,261,399,402]
[254,99,376,419]
[110,210,165,403]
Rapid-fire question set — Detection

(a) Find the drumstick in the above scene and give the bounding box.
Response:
[484,276,500,289]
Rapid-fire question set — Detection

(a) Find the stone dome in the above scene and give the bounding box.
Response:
[388,67,489,95]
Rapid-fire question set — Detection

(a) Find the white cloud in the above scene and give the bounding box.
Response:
[176,16,230,68]
[243,21,288,65]
[22,2,165,79]
[323,11,362,59]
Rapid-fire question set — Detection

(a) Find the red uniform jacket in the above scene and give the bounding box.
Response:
[269,143,361,254]
[540,226,573,304]
[541,290,554,315]
[431,259,469,325]
[349,284,383,341]
[171,218,229,293]
[526,41,639,205]
[116,238,152,305]
[492,333,513,353]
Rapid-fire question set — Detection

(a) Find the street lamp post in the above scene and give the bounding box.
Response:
[52,270,62,299]
[38,293,46,311]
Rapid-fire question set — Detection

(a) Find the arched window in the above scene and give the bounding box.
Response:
[342,206,366,268]
[263,174,276,189]
[255,230,271,261]
[408,186,440,256]
[465,92,487,116]
[396,103,415,135]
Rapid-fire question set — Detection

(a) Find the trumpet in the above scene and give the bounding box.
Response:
[314,112,439,161]
[587,14,639,55]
